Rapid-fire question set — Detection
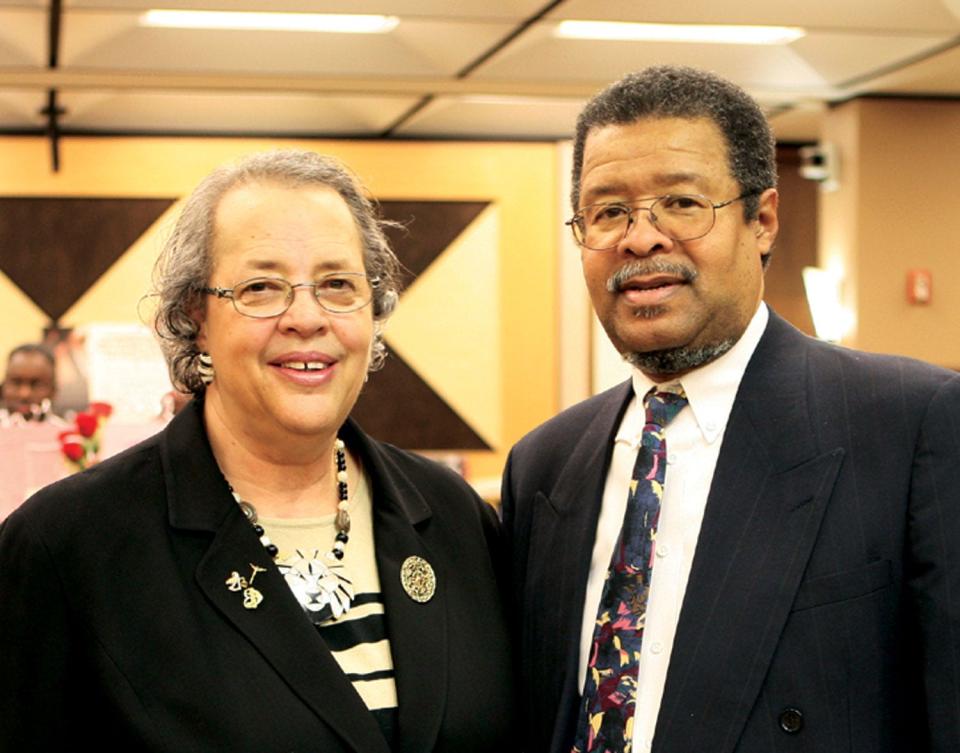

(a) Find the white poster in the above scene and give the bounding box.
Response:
[84,323,172,424]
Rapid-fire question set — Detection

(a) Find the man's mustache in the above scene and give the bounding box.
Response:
[607,261,698,293]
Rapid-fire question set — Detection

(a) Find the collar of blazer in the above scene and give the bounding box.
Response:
[721,310,822,471]
[542,379,634,518]
[530,309,814,520]
[157,397,447,753]
[160,396,434,532]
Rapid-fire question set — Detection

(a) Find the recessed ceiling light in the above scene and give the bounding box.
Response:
[140,10,400,34]
[555,20,805,45]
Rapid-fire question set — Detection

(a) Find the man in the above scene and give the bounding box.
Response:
[0,343,59,424]
[501,65,960,753]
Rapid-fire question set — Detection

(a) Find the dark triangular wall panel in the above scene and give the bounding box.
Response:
[347,200,494,450]
[0,197,175,321]
[381,201,489,279]
[351,349,490,450]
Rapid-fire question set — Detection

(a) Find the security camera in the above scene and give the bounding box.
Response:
[798,143,837,184]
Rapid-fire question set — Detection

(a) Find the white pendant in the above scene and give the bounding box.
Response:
[279,549,355,623]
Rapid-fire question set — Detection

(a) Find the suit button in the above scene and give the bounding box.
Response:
[779,707,803,734]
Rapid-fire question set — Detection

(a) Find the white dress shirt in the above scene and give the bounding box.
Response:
[577,303,769,753]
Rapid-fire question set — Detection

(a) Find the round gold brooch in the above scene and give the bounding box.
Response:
[400,556,436,603]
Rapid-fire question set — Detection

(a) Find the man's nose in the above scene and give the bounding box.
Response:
[617,209,673,256]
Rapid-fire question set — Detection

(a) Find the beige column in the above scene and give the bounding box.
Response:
[819,98,960,368]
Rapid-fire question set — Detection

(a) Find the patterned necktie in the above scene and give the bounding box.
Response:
[571,387,688,753]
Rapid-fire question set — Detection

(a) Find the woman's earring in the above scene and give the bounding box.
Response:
[197,352,215,386]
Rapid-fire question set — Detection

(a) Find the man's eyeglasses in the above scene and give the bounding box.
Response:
[203,273,374,318]
[566,192,757,250]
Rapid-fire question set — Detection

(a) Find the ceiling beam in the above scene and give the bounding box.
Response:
[48,0,62,69]
[39,89,64,170]
[43,0,64,171]
[0,68,602,99]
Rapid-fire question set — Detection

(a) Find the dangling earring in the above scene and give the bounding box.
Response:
[197,352,215,386]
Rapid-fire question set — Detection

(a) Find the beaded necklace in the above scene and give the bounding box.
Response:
[227,438,355,622]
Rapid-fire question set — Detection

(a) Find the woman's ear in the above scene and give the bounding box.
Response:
[191,305,208,352]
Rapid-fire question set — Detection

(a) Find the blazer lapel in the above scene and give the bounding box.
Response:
[540,381,634,520]
[531,380,633,634]
[525,382,634,752]
[343,422,448,753]
[654,314,845,753]
[163,403,391,753]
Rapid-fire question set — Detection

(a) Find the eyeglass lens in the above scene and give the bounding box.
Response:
[233,275,371,316]
[576,194,716,248]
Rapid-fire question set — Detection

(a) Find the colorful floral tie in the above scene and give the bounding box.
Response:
[571,387,687,753]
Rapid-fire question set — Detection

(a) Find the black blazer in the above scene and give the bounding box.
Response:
[0,400,516,752]
[502,312,960,753]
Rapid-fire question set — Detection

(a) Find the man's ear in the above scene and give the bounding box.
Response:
[754,188,779,253]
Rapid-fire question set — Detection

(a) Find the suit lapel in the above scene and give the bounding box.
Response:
[654,314,845,753]
[541,381,633,519]
[343,422,448,753]
[531,380,632,630]
[163,403,391,753]
[525,382,633,751]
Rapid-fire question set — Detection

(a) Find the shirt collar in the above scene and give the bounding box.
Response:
[626,302,769,444]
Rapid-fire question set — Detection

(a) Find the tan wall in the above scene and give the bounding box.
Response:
[820,98,960,368]
[0,137,559,479]
[767,146,817,336]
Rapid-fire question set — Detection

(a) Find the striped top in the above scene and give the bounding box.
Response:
[259,469,398,745]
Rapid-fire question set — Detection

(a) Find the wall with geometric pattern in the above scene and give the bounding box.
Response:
[0,136,559,482]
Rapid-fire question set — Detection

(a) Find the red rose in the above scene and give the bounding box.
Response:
[75,412,99,438]
[62,442,85,462]
[89,402,113,419]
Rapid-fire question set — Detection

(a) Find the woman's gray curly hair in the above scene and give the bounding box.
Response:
[151,149,402,395]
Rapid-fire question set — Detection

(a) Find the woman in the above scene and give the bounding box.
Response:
[0,150,515,751]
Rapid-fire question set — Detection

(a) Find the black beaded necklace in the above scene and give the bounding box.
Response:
[226,438,355,622]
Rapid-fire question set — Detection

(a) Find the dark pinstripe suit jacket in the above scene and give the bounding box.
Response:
[502,311,960,753]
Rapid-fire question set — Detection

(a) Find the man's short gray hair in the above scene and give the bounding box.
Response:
[571,65,777,221]
[151,149,402,395]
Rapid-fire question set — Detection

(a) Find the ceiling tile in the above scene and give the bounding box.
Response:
[0,90,46,127]
[790,31,954,86]
[58,90,421,134]
[61,11,513,76]
[852,44,960,94]
[471,31,832,91]
[550,0,960,32]
[397,95,584,139]
[390,20,514,72]
[0,8,47,66]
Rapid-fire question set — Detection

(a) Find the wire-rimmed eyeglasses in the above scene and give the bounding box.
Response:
[566,192,757,250]
[203,273,375,318]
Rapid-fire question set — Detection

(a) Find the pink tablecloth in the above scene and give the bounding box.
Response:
[0,422,163,521]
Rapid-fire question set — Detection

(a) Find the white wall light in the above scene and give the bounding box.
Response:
[802,266,850,343]
[140,10,399,34]
[555,21,805,45]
